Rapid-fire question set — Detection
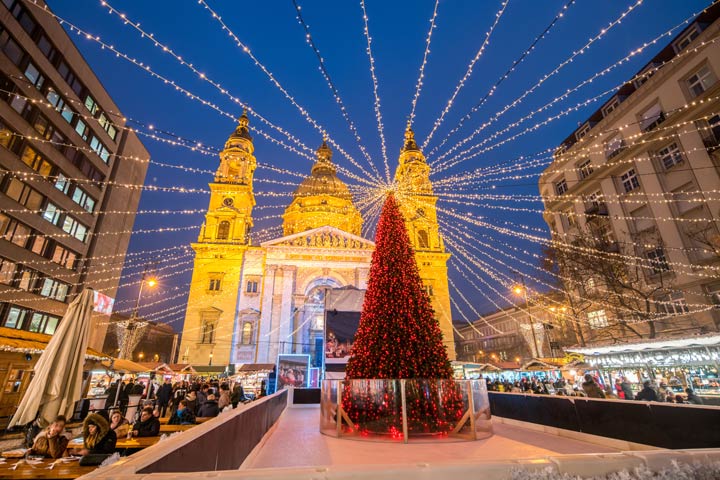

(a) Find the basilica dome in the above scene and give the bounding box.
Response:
[283,140,363,236]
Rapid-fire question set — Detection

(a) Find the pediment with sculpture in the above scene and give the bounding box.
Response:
[261,225,375,251]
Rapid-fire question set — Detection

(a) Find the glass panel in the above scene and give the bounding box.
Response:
[44,316,58,335]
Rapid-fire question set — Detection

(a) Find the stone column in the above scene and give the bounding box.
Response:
[257,265,277,363]
[278,266,297,356]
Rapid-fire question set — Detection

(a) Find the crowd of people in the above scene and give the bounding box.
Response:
[485,374,706,404]
[25,377,252,463]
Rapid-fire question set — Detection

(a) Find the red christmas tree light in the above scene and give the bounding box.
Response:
[342,193,463,437]
[345,193,452,379]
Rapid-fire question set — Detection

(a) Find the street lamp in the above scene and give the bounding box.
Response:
[119,268,158,359]
[511,275,541,359]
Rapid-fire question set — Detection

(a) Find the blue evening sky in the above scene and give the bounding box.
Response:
[47,0,710,330]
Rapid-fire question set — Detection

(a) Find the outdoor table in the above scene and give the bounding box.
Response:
[68,436,160,450]
[0,457,95,479]
[159,424,194,432]
[159,416,211,424]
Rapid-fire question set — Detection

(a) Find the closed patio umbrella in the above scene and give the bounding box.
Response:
[9,288,95,428]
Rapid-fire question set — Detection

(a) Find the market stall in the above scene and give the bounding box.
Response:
[568,334,720,403]
[233,363,274,397]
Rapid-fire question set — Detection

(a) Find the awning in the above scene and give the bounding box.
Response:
[101,357,148,374]
[0,326,107,360]
[567,334,720,356]
[193,365,228,374]
[168,364,197,375]
[235,363,275,373]
[520,359,561,371]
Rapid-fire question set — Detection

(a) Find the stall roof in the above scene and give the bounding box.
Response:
[0,327,107,360]
[567,334,720,356]
[168,364,196,374]
[193,365,227,374]
[137,362,175,374]
[101,358,148,374]
[520,359,562,371]
[236,363,275,372]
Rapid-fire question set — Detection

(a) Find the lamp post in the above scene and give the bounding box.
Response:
[120,268,157,359]
[512,274,541,359]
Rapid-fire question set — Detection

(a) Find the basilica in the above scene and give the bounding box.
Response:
[178,113,455,371]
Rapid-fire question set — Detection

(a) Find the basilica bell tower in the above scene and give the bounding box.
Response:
[178,112,256,367]
[394,126,456,360]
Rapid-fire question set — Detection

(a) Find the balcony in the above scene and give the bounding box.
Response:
[584,203,609,216]
[599,241,620,253]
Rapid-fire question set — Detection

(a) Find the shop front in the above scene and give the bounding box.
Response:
[568,334,720,402]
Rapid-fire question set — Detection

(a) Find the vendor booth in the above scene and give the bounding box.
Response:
[568,334,720,402]
[233,363,274,398]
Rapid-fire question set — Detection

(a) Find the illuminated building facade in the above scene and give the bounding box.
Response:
[180,121,455,369]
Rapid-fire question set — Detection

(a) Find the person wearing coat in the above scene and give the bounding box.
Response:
[230,384,245,408]
[218,384,231,410]
[104,382,118,411]
[131,407,161,437]
[581,374,606,399]
[157,379,173,416]
[197,394,220,417]
[80,413,117,455]
[620,378,634,400]
[635,380,658,401]
[168,400,196,425]
[686,388,704,405]
[29,415,69,459]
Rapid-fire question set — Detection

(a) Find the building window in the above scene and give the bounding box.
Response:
[673,24,700,53]
[246,280,258,293]
[620,168,640,193]
[208,278,221,291]
[656,142,683,170]
[217,221,230,240]
[4,369,24,393]
[587,310,609,329]
[656,292,689,315]
[577,159,593,180]
[639,103,664,132]
[646,247,670,275]
[575,123,591,141]
[602,97,620,117]
[4,306,27,330]
[686,64,717,98]
[605,133,625,159]
[200,321,216,344]
[0,258,15,285]
[39,278,68,302]
[425,284,434,297]
[241,322,253,345]
[555,178,568,195]
[417,230,429,248]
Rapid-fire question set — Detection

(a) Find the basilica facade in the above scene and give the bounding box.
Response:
[178,113,455,371]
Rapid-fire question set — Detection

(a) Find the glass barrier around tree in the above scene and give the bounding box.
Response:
[320,379,492,442]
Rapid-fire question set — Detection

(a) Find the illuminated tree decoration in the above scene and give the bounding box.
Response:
[343,193,463,436]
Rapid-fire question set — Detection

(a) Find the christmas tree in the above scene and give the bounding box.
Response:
[346,193,452,379]
[341,194,464,437]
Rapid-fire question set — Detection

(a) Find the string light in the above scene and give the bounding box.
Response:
[193,0,381,184]
[431,7,712,172]
[359,0,391,182]
[25,0,326,169]
[421,0,510,148]
[407,0,441,128]
[425,0,577,155]
[291,0,382,180]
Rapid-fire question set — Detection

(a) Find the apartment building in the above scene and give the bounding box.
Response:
[0,0,148,350]
[455,293,580,363]
[539,4,720,344]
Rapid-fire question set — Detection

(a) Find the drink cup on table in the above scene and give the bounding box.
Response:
[127,424,133,439]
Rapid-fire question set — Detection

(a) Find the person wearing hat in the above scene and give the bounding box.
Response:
[80,413,117,455]
[197,393,220,417]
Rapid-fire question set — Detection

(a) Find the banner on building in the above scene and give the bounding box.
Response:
[93,291,115,315]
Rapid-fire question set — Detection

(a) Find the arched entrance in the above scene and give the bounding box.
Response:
[294,278,342,368]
